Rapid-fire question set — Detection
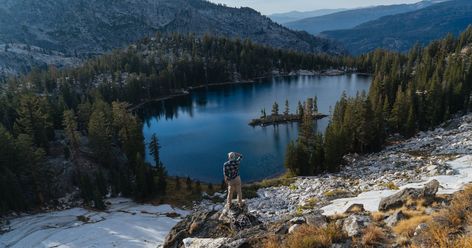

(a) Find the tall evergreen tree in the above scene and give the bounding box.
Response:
[149,133,160,166]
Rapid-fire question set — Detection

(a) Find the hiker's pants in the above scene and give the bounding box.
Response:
[227,176,243,206]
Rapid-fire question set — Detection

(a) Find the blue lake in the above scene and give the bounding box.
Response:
[141,74,371,183]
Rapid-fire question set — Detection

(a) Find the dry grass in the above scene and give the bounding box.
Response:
[393,215,432,237]
[328,213,347,222]
[345,204,364,214]
[371,211,386,222]
[150,177,218,207]
[243,176,296,199]
[454,235,472,248]
[265,224,346,248]
[362,224,386,246]
[423,223,454,248]
[263,235,280,248]
[380,182,400,190]
[409,185,472,247]
[405,197,426,209]
[323,189,350,198]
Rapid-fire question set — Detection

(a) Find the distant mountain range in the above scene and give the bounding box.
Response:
[322,0,472,54]
[0,0,343,76]
[285,0,446,35]
[269,9,347,24]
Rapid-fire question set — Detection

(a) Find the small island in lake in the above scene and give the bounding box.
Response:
[249,97,328,126]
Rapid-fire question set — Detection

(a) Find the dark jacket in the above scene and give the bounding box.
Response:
[224,157,241,180]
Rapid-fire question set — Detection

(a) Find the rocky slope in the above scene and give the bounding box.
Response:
[322,0,472,54]
[2,108,471,248]
[0,0,343,76]
[165,113,472,247]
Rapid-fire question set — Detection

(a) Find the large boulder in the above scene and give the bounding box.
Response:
[218,204,261,231]
[384,210,406,227]
[342,215,370,237]
[305,214,327,228]
[164,205,261,248]
[378,180,439,211]
[183,238,230,248]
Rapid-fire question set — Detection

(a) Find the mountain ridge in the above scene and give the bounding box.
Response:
[322,0,472,54]
[284,0,446,35]
[269,9,347,24]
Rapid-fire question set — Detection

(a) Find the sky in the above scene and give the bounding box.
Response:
[209,0,422,15]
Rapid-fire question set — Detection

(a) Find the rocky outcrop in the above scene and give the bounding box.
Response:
[163,204,261,248]
[384,210,406,227]
[378,179,440,211]
[342,214,371,237]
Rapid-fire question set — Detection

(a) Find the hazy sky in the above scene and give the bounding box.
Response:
[209,0,421,15]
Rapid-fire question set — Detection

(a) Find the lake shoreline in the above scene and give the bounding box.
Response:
[131,69,364,110]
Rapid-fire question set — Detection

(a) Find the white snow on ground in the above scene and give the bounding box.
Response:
[0,198,189,248]
[321,155,472,215]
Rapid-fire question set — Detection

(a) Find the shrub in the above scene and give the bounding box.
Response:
[323,189,349,198]
[371,212,385,222]
[263,235,280,248]
[393,215,432,237]
[284,224,346,248]
[362,224,385,246]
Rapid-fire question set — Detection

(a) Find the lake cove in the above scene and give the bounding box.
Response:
[141,74,371,183]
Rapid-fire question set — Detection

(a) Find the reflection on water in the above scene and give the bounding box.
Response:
[140,74,371,183]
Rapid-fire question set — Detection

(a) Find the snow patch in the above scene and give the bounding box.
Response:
[321,155,472,215]
[0,198,189,248]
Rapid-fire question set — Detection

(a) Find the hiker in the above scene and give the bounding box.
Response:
[224,152,244,208]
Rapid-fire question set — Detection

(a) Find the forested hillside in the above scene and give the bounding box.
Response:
[0,0,343,76]
[286,27,472,176]
[322,0,472,54]
[0,34,345,214]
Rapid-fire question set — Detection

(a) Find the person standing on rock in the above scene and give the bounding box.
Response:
[224,152,244,208]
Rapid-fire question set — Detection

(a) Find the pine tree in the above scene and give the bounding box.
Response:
[271,102,279,116]
[149,133,160,166]
[134,153,147,199]
[260,108,266,118]
[95,170,107,196]
[63,109,80,153]
[156,162,167,194]
[298,100,314,149]
[284,99,290,116]
[112,102,144,167]
[313,96,318,113]
[88,105,112,166]
[79,174,94,205]
[14,95,53,150]
[297,101,304,118]
[93,189,106,210]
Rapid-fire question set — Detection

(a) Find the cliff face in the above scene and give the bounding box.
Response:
[0,0,343,76]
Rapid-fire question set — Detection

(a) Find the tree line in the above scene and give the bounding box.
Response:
[285,26,472,176]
